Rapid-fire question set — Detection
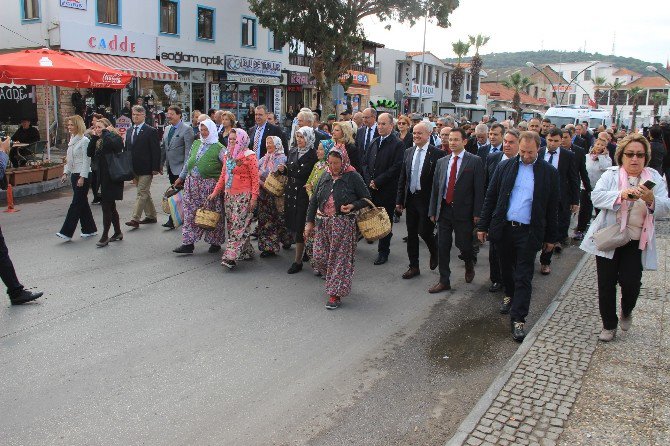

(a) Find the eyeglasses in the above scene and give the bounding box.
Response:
[623,152,645,159]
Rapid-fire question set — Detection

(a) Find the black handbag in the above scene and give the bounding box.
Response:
[106,149,134,182]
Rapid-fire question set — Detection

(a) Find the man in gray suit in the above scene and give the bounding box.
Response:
[428,128,485,293]
[160,105,194,229]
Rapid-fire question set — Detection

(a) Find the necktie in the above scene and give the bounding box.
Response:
[410,147,423,193]
[365,127,372,153]
[490,145,498,153]
[131,126,138,145]
[445,155,459,204]
[167,126,176,146]
[548,150,556,165]
[254,126,262,156]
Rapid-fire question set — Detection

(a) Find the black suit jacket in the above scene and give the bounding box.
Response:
[429,151,485,221]
[248,122,288,158]
[396,144,446,208]
[573,135,587,150]
[465,136,479,155]
[356,125,380,158]
[485,151,505,189]
[567,144,592,191]
[478,156,560,251]
[477,143,502,162]
[126,123,160,176]
[363,133,405,207]
[539,148,580,206]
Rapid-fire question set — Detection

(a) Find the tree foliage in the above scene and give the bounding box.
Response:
[502,72,534,124]
[606,79,625,124]
[248,0,460,115]
[467,34,490,104]
[650,92,668,117]
[593,76,607,106]
[627,87,645,131]
[450,40,470,103]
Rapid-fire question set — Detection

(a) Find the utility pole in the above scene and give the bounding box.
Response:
[417,12,427,114]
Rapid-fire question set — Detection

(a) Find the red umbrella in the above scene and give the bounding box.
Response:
[0,48,132,157]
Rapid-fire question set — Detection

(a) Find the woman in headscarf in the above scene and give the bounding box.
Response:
[257,135,291,257]
[210,128,259,269]
[305,145,371,309]
[331,121,362,173]
[278,126,319,274]
[172,119,226,254]
[305,138,335,274]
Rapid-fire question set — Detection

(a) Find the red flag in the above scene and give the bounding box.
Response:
[588,99,597,108]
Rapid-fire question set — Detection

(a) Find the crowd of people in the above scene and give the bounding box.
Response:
[2,101,670,343]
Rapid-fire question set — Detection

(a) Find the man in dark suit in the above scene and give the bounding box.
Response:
[527,117,547,148]
[569,124,588,149]
[477,131,559,342]
[356,107,379,160]
[396,122,446,279]
[249,105,287,159]
[561,127,592,240]
[537,128,580,274]
[126,105,161,228]
[363,113,405,265]
[465,123,488,155]
[477,123,504,162]
[484,129,521,293]
[428,128,484,292]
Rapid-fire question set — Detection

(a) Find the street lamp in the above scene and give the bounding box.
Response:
[646,65,670,84]
[560,61,599,105]
[526,62,557,105]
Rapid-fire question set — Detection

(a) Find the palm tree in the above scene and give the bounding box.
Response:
[593,76,607,106]
[650,92,668,117]
[468,34,490,104]
[606,79,625,125]
[502,72,534,124]
[627,87,645,131]
[450,40,471,103]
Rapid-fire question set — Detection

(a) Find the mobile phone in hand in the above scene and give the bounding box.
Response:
[642,180,656,189]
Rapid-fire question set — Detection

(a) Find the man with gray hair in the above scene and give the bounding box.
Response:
[466,123,490,154]
[356,107,379,158]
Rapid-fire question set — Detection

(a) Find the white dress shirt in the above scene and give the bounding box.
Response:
[410,142,430,192]
[544,147,560,170]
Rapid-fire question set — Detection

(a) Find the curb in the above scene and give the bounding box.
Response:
[445,251,591,446]
[0,178,66,200]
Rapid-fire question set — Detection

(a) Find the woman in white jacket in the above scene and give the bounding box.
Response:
[581,134,670,341]
[57,115,97,241]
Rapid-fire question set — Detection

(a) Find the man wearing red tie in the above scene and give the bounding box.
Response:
[428,128,485,293]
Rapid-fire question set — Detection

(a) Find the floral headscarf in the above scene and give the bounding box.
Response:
[199,119,219,145]
[319,139,335,161]
[259,136,287,181]
[295,126,315,158]
[327,144,356,179]
[225,128,251,189]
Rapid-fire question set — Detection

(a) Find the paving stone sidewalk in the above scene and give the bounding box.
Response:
[447,222,670,446]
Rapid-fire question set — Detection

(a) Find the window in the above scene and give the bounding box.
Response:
[160,0,178,35]
[568,94,576,105]
[414,64,420,83]
[427,66,432,86]
[269,31,282,52]
[582,94,590,105]
[97,0,120,26]
[396,63,403,83]
[434,70,439,88]
[375,62,381,82]
[570,70,578,80]
[197,6,214,41]
[584,70,592,81]
[242,16,256,48]
[445,72,451,89]
[21,0,40,21]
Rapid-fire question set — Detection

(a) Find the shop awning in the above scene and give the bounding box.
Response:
[345,86,369,96]
[67,51,178,81]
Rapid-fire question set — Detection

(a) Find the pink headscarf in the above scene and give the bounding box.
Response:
[327,144,356,179]
[229,128,250,159]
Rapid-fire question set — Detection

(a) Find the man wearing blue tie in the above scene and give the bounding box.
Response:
[356,108,379,159]
[477,123,504,161]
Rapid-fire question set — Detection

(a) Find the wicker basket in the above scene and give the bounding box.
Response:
[161,186,180,214]
[356,198,391,241]
[263,172,287,196]
[195,207,221,230]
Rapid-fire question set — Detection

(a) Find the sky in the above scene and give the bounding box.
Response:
[361,0,670,65]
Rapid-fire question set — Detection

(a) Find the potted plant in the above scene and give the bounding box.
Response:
[12,165,46,185]
[42,161,65,181]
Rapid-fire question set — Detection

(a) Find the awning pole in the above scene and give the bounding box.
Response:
[45,82,51,161]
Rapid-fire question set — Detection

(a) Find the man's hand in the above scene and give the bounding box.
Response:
[173,178,184,188]
[369,180,377,190]
[430,216,436,223]
[477,231,487,244]
[473,216,480,224]
[395,204,404,213]
[543,242,555,253]
[570,204,579,214]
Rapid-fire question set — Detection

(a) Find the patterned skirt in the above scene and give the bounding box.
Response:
[312,214,358,298]
[257,189,291,253]
[223,192,255,261]
[182,175,225,246]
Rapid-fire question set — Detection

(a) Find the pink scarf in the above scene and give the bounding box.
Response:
[617,167,654,250]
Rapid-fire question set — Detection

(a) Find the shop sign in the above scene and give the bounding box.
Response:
[159,46,226,70]
[225,56,281,77]
[227,73,280,85]
[115,115,132,132]
[60,21,156,60]
[60,0,86,10]
[0,84,36,124]
[289,72,315,86]
[210,84,220,110]
[273,88,282,116]
[287,85,302,93]
[339,70,378,86]
[410,83,435,98]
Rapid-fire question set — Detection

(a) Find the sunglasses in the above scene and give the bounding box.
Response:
[623,152,645,159]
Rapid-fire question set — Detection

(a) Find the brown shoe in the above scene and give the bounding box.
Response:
[139,217,158,224]
[402,267,420,279]
[540,264,551,275]
[429,251,438,270]
[428,282,451,293]
[125,220,140,228]
[465,260,475,283]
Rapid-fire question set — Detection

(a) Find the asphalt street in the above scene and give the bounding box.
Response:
[0,176,582,445]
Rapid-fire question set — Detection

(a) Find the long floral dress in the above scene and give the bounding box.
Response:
[257,152,291,253]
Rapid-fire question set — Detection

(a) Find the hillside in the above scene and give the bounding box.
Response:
[445,50,668,76]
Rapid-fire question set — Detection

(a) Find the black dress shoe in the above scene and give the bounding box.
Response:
[173,244,195,254]
[302,252,310,262]
[402,236,408,243]
[10,289,43,305]
[500,296,512,314]
[109,233,123,242]
[139,217,158,224]
[374,254,388,265]
[162,221,175,229]
[96,237,109,247]
[287,262,303,274]
[512,321,527,342]
[260,250,276,258]
[489,282,503,293]
[208,244,221,253]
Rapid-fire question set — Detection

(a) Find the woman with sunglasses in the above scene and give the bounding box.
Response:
[396,115,414,149]
[580,134,670,342]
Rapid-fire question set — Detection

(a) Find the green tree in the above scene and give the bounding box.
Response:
[593,76,607,107]
[248,0,460,116]
[450,40,471,103]
[502,72,534,124]
[468,34,490,104]
[606,79,625,125]
[627,87,645,131]
[650,92,668,117]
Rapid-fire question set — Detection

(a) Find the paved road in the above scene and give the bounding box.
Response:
[0,177,582,445]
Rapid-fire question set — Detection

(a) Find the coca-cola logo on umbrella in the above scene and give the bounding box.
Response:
[102,73,123,84]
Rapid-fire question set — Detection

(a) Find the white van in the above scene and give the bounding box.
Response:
[544,105,612,130]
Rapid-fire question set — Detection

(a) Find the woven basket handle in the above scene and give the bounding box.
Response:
[362,198,375,209]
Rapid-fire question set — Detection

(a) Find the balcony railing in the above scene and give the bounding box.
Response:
[350,64,375,74]
[289,54,312,67]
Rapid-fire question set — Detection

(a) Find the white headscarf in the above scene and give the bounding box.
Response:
[295,126,315,158]
[268,135,285,154]
[199,119,219,145]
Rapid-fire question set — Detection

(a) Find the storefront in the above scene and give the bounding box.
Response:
[340,70,378,113]
[286,71,318,113]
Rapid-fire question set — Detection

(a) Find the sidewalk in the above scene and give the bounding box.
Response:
[447,221,669,446]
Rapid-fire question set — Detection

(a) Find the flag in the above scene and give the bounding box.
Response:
[588,99,597,108]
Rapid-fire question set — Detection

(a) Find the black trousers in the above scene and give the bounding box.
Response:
[90,169,101,201]
[498,223,538,323]
[437,203,473,285]
[376,202,395,256]
[596,240,643,330]
[540,202,571,265]
[59,174,97,237]
[405,192,436,268]
[101,201,121,238]
[0,225,23,297]
[576,189,593,232]
[489,240,502,284]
